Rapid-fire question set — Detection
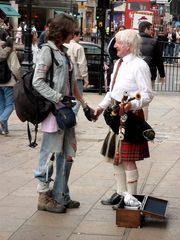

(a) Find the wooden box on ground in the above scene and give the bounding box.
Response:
[116,195,168,228]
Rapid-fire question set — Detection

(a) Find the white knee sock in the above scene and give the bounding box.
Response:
[113,164,127,195]
[125,169,139,195]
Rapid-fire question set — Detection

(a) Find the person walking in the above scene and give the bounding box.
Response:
[65,28,89,115]
[32,13,93,213]
[0,30,21,135]
[94,29,154,208]
[138,21,165,120]
[138,21,165,89]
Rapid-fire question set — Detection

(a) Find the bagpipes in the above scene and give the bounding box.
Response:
[103,91,155,143]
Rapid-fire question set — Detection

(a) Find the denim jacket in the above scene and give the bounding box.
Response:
[32,40,75,104]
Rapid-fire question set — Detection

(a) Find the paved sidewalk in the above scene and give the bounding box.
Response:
[0,92,180,240]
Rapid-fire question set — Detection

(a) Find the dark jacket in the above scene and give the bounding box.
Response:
[139,32,165,81]
[107,37,118,62]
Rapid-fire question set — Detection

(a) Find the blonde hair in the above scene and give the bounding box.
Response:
[115,29,141,56]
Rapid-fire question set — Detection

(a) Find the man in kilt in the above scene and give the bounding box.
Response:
[94,29,154,207]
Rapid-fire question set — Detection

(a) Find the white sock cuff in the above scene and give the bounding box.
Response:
[113,164,125,175]
[126,169,139,183]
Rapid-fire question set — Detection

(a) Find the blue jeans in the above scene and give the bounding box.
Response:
[53,153,73,205]
[0,87,14,132]
[34,143,72,205]
[165,44,175,63]
[73,79,83,116]
[174,43,180,57]
[52,153,65,202]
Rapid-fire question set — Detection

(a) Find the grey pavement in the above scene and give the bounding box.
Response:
[0,92,180,240]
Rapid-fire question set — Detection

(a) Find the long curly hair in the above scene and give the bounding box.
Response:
[47,13,76,46]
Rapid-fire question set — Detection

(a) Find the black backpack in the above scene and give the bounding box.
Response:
[0,60,11,83]
[13,46,57,147]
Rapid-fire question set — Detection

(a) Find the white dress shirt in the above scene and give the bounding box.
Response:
[99,53,153,111]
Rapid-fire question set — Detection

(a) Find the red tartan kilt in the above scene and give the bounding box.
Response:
[120,109,150,161]
[121,140,149,161]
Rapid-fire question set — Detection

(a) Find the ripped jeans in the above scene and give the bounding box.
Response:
[34,148,73,205]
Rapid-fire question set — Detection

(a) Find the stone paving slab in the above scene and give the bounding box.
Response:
[0,92,180,240]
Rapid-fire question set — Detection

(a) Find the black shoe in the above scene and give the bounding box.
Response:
[112,204,119,210]
[65,200,80,208]
[101,193,121,205]
[112,196,124,210]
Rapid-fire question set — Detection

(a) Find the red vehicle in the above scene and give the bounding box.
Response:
[124,0,159,29]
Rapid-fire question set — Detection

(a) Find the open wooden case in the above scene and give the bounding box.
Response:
[116,195,168,228]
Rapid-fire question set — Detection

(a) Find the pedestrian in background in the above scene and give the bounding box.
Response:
[15,24,23,45]
[138,21,165,120]
[32,13,94,213]
[38,18,52,49]
[174,25,180,62]
[106,26,126,86]
[94,29,153,208]
[0,29,21,135]
[107,25,126,63]
[139,21,165,88]
[32,29,39,65]
[65,28,89,115]
[164,26,176,64]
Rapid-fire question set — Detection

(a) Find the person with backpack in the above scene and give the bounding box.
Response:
[32,13,94,214]
[0,29,21,135]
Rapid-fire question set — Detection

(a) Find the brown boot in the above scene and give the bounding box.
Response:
[37,191,66,213]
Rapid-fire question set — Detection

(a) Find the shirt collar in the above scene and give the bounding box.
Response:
[122,53,134,63]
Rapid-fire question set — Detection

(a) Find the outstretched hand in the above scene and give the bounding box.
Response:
[83,104,96,121]
[93,106,103,121]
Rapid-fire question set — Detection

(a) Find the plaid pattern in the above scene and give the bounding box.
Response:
[120,109,150,161]
[120,140,149,161]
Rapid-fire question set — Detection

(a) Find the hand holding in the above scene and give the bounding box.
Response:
[83,104,96,121]
[94,106,103,121]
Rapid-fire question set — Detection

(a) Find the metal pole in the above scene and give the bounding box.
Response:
[109,1,114,38]
[99,1,106,95]
[80,13,83,37]
[21,0,33,73]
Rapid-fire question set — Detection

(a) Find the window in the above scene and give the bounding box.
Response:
[128,2,147,11]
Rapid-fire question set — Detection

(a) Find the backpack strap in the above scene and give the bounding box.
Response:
[28,45,56,148]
